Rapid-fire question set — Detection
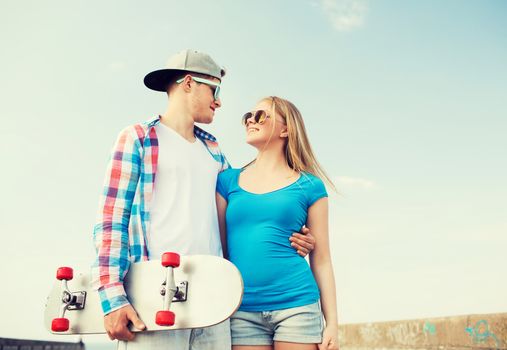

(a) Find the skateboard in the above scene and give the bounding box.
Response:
[44,253,243,334]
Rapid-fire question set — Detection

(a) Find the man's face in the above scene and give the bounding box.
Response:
[190,76,222,124]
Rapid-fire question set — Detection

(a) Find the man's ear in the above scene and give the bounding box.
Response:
[181,74,193,93]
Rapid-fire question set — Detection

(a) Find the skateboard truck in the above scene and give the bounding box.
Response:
[156,252,181,326]
[51,267,86,332]
[160,281,188,302]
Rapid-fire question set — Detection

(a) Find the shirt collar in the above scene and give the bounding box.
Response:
[146,116,217,142]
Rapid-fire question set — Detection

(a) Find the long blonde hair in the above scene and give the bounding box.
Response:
[251,96,336,191]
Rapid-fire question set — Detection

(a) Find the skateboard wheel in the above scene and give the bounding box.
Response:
[51,318,70,332]
[156,310,175,326]
[56,267,73,280]
[161,252,180,268]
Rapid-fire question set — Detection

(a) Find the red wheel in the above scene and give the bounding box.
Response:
[51,318,70,332]
[161,252,180,268]
[156,310,175,326]
[56,267,73,280]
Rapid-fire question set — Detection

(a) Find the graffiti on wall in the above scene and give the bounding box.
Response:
[423,321,436,336]
[465,319,500,348]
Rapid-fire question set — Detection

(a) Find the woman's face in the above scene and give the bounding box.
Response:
[244,100,286,149]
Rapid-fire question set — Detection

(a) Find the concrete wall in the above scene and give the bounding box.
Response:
[0,338,84,350]
[339,313,507,350]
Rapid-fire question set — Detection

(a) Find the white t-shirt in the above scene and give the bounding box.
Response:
[147,123,223,260]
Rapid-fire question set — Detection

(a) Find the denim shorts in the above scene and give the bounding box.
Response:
[230,301,323,345]
[118,319,230,350]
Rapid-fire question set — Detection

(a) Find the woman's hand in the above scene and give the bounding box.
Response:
[319,325,339,350]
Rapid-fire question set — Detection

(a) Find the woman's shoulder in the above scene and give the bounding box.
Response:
[298,172,328,205]
[218,167,241,181]
[299,172,328,192]
[299,172,325,185]
[220,167,241,175]
[217,168,241,197]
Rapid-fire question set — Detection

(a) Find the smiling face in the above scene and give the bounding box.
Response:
[244,99,287,150]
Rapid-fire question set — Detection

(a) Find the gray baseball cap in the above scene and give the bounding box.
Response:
[144,49,226,92]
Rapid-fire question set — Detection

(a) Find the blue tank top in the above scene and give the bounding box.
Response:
[217,168,328,311]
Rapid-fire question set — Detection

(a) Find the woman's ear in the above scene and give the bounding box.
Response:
[280,128,289,138]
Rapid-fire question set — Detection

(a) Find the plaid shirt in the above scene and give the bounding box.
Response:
[91,116,230,315]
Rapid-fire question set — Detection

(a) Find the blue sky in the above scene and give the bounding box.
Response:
[0,0,506,346]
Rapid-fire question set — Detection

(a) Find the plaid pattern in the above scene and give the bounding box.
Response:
[91,116,230,314]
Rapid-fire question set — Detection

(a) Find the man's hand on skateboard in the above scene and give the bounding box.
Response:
[104,304,146,341]
[290,225,315,257]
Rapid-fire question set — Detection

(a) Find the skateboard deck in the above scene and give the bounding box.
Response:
[44,254,243,334]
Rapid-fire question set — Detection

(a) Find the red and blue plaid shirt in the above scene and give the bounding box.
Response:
[91,116,229,314]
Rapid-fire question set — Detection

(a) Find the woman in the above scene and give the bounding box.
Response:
[216,96,338,350]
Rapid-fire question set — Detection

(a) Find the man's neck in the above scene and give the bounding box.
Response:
[160,105,196,142]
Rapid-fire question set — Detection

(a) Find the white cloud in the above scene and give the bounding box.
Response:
[335,176,376,189]
[320,0,368,31]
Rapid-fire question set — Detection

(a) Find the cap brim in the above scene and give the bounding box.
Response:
[143,69,189,92]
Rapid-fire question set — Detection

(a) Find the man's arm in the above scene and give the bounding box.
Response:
[91,126,146,340]
[290,225,316,257]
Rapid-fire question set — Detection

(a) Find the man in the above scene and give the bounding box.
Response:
[91,49,315,349]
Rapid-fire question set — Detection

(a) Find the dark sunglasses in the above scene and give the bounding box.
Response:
[241,110,270,125]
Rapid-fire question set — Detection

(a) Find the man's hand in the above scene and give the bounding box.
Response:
[104,304,146,341]
[289,225,315,257]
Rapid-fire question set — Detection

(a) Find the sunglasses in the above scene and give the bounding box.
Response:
[176,75,221,101]
[242,110,287,126]
[241,110,271,125]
